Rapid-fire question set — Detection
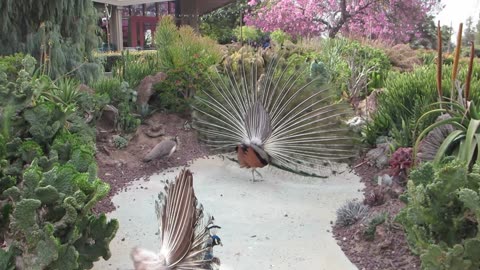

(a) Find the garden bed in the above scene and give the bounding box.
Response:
[333,157,420,270]
[94,112,209,213]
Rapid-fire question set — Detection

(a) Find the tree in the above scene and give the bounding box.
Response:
[411,15,437,49]
[245,0,442,43]
[476,13,480,45]
[200,0,248,44]
[463,16,475,46]
[441,24,453,53]
[0,0,102,83]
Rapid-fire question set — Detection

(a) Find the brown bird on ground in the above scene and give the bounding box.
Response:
[131,169,221,270]
[143,136,179,162]
[193,54,358,180]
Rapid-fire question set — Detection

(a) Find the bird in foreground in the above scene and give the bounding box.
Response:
[131,169,221,270]
[193,53,358,180]
[143,136,179,162]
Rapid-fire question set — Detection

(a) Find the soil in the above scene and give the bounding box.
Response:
[94,112,209,213]
[332,158,421,270]
[95,112,420,269]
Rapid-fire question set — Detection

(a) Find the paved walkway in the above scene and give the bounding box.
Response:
[94,156,362,270]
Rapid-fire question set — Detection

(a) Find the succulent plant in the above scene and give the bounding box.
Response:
[389,147,413,177]
[335,200,369,227]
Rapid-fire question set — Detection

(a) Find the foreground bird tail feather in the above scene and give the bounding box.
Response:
[193,52,358,177]
[131,169,220,269]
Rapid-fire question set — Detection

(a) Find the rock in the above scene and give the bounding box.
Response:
[78,83,95,95]
[183,121,192,131]
[346,116,366,133]
[378,174,393,186]
[136,72,167,108]
[356,89,383,119]
[98,105,119,132]
[366,144,390,168]
[144,123,165,138]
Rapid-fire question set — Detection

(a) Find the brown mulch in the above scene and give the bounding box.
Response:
[94,113,209,213]
[332,157,420,270]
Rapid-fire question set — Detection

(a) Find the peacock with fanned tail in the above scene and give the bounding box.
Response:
[193,53,358,180]
[131,169,222,270]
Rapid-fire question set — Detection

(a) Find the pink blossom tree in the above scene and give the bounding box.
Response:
[244,0,442,43]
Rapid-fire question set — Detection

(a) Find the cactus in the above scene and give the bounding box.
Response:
[0,55,118,269]
[363,212,387,241]
[397,160,480,269]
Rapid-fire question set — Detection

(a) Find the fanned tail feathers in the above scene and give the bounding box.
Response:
[193,52,358,176]
[131,169,219,270]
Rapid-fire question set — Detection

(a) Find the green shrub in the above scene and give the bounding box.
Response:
[365,64,480,146]
[113,135,128,149]
[112,50,159,88]
[270,29,291,46]
[0,53,25,81]
[397,160,480,269]
[233,26,262,43]
[154,16,222,113]
[313,38,390,99]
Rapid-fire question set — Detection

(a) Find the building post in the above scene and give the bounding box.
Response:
[111,5,124,51]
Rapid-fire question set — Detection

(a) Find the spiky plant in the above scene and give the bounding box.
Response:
[193,54,358,178]
[131,169,221,269]
[335,200,369,227]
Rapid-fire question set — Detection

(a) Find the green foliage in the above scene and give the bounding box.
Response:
[0,55,118,268]
[112,50,159,88]
[363,212,387,241]
[113,135,128,149]
[91,77,140,133]
[270,29,291,46]
[233,26,262,43]
[397,160,480,269]
[410,186,480,270]
[0,53,25,81]
[199,0,247,44]
[398,161,479,250]
[365,66,437,146]
[309,38,390,99]
[365,59,480,146]
[154,16,222,113]
[414,100,480,168]
[0,0,102,83]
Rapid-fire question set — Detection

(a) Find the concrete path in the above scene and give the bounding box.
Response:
[94,156,363,270]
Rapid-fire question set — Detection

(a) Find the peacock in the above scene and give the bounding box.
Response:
[193,52,358,180]
[131,169,222,269]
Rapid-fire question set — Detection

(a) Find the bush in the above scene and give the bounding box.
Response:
[233,26,262,43]
[0,55,118,268]
[112,50,159,88]
[397,160,480,254]
[270,29,291,46]
[397,160,480,269]
[154,16,222,113]
[313,38,391,99]
[365,63,480,146]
